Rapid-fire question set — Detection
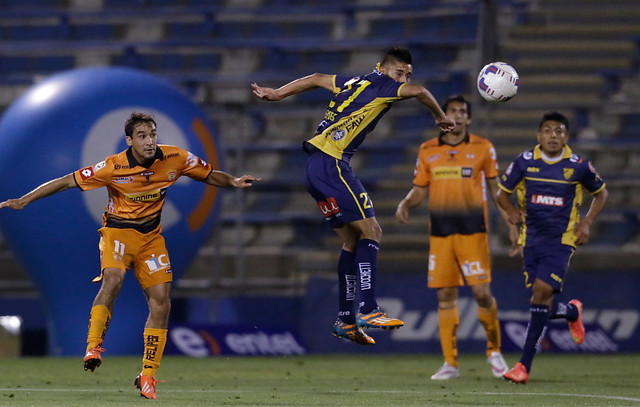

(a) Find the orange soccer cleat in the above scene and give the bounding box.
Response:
[83,346,106,372]
[134,374,159,399]
[356,307,404,330]
[332,319,375,345]
[568,299,585,344]
[503,362,529,384]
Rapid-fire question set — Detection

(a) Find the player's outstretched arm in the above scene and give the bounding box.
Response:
[251,73,334,101]
[399,84,455,132]
[203,170,262,188]
[0,173,77,211]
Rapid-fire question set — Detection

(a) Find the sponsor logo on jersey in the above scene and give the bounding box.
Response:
[428,154,441,163]
[79,166,94,180]
[527,167,540,173]
[113,176,133,184]
[461,167,472,178]
[432,166,462,179]
[125,188,166,203]
[186,152,198,167]
[523,151,533,160]
[94,161,106,171]
[531,194,564,206]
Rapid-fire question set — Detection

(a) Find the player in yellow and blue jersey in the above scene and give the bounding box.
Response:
[496,112,608,383]
[252,47,455,345]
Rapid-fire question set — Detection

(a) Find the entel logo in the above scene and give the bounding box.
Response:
[169,326,306,357]
[531,194,564,206]
[377,297,640,343]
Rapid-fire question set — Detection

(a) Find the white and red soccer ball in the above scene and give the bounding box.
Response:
[477,62,519,102]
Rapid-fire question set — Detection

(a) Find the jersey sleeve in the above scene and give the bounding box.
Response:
[180,150,213,181]
[483,140,499,178]
[413,144,431,187]
[333,75,352,93]
[579,159,606,194]
[74,160,111,191]
[499,154,526,193]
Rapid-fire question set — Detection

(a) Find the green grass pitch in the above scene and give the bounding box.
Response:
[1,353,639,406]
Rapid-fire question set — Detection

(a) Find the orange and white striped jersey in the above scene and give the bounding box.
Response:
[73,145,212,222]
[413,133,498,237]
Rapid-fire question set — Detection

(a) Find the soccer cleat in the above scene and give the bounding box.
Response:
[332,320,375,345]
[568,299,585,344]
[83,346,105,372]
[356,307,404,330]
[487,351,509,378]
[430,362,460,380]
[503,362,529,384]
[134,374,159,399]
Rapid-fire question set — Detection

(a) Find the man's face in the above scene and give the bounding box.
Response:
[444,101,471,136]
[381,59,413,83]
[537,120,568,156]
[126,122,157,163]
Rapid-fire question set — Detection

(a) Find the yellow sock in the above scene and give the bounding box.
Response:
[142,328,167,377]
[86,305,111,352]
[478,298,501,357]
[438,307,459,367]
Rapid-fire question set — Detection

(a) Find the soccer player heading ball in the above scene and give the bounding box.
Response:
[497,112,608,384]
[252,47,455,345]
[0,112,260,399]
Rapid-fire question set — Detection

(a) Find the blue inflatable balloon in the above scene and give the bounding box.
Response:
[0,67,222,355]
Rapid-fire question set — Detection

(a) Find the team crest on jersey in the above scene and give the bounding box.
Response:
[332,129,346,141]
[167,171,177,181]
[466,153,475,160]
[563,168,574,180]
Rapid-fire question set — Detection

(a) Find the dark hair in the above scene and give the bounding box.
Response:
[125,112,156,138]
[539,111,569,132]
[442,94,472,119]
[381,47,412,66]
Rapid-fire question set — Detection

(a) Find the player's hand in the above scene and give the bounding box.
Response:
[435,115,456,133]
[507,224,522,257]
[0,198,26,210]
[232,175,262,188]
[251,83,280,101]
[505,207,524,226]
[574,221,591,245]
[395,202,410,224]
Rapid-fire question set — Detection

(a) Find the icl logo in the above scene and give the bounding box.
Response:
[145,254,170,272]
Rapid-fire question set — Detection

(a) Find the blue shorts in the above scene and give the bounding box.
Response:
[304,150,375,228]
[522,244,575,293]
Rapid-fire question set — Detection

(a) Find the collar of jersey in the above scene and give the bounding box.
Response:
[126,145,164,169]
[533,144,572,163]
[438,132,470,146]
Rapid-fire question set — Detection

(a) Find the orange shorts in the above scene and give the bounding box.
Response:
[95,225,173,290]
[427,233,492,288]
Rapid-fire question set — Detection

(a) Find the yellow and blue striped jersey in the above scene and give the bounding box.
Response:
[499,145,606,247]
[307,68,406,162]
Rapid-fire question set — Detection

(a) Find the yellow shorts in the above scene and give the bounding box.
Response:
[95,226,173,290]
[427,233,492,288]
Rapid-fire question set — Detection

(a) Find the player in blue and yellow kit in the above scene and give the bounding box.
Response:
[252,47,455,345]
[496,112,608,383]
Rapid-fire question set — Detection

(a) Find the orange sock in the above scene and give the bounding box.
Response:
[478,298,501,357]
[438,307,459,367]
[86,305,111,352]
[142,328,167,378]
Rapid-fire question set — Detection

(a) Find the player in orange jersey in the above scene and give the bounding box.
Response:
[0,112,260,399]
[396,95,519,380]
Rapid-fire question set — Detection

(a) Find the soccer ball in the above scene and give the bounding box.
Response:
[477,62,519,102]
